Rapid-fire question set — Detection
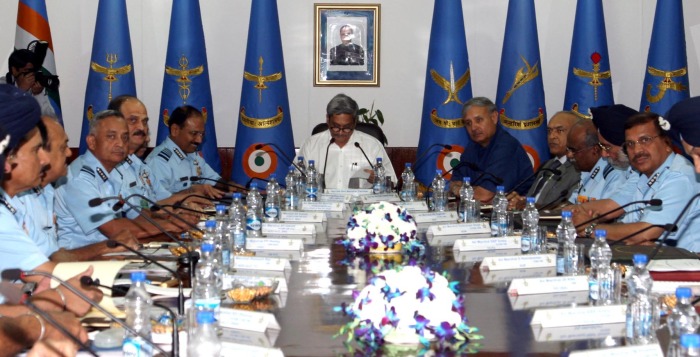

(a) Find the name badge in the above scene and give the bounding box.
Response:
[569,344,663,357]
[531,304,626,327]
[301,201,344,211]
[279,211,325,223]
[324,188,373,195]
[481,254,556,271]
[399,201,429,212]
[413,211,458,223]
[361,193,401,203]
[219,308,280,332]
[508,276,589,295]
[246,238,303,251]
[454,236,521,251]
[428,222,491,236]
[262,223,316,235]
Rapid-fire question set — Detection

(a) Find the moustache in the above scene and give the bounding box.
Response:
[132,130,146,137]
[633,153,650,162]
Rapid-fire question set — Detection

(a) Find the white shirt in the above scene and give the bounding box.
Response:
[299,130,397,189]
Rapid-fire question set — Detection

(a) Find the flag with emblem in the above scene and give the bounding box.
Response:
[14,0,62,124]
[156,0,220,173]
[78,0,136,155]
[495,0,548,170]
[414,0,472,185]
[231,0,295,187]
[563,0,614,118]
[639,0,689,115]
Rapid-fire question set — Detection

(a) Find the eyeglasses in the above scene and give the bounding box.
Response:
[623,135,659,150]
[566,145,597,155]
[188,130,206,137]
[597,142,612,152]
[329,126,354,134]
[547,127,567,135]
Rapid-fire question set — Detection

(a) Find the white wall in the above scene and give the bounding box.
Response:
[1,0,699,148]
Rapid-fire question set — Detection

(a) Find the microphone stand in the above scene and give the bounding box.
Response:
[154,204,215,217]
[24,299,99,357]
[120,193,203,234]
[538,189,571,211]
[574,199,663,229]
[354,142,375,170]
[649,192,700,260]
[254,143,305,178]
[322,138,335,191]
[508,168,561,196]
[413,143,452,171]
[188,176,248,192]
[609,223,677,246]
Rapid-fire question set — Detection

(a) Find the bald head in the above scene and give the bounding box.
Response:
[566,119,601,172]
[547,111,578,157]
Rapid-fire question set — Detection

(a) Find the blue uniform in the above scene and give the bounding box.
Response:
[568,157,623,204]
[55,151,121,249]
[145,137,221,194]
[0,189,49,274]
[16,185,59,257]
[452,125,534,195]
[113,154,170,219]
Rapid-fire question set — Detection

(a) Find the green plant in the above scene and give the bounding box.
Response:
[357,102,384,126]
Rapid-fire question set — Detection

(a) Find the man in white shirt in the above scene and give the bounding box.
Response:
[299,94,396,189]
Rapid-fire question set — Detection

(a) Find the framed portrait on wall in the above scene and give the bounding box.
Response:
[314,4,380,87]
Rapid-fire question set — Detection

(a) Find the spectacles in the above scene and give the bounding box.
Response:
[547,127,567,135]
[623,135,659,150]
[188,130,205,137]
[329,126,354,134]
[566,145,597,155]
[597,142,612,152]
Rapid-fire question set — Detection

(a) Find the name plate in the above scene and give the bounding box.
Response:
[569,344,663,357]
[300,201,344,212]
[508,276,588,295]
[246,238,303,251]
[509,290,589,310]
[220,342,284,357]
[319,193,351,203]
[428,222,491,236]
[454,237,520,251]
[253,249,303,261]
[220,328,275,348]
[233,256,291,272]
[413,211,458,223]
[361,193,401,203]
[279,211,325,223]
[219,308,280,332]
[428,234,468,247]
[325,188,373,195]
[534,323,626,342]
[262,223,316,235]
[454,248,522,264]
[531,305,626,328]
[481,266,556,284]
[481,254,556,271]
[399,201,429,212]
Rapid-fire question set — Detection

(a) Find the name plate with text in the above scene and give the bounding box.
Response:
[361,193,401,203]
[454,248,522,264]
[454,236,520,251]
[253,249,303,261]
[324,188,373,195]
[399,201,429,212]
[247,238,303,251]
[508,276,588,296]
[280,211,325,223]
[319,193,351,203]
[219,308,280,332]
[481,254,556,271]
[509,290,589,311]
[533,323,626,343]
[234,256,291,272]
[428,222,491,236]
[220,342,284,357]
[301,201,344,212]
[481,266,555,284]
[413,211,458,224]
[262,223,316,235]
[569,344,663,357]
[531,304,626,328]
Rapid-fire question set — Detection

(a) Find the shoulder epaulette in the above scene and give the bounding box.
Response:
[173,148,186,160]
[96,168,109,182]
[124,155,133,165]
[157,148,172,162]
[603,164,615,179]
[79,165,95,178]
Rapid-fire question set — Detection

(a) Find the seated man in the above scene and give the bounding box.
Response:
[299,93,396,189]
[146,105,227,198]
[667,97,700,173]
[507,111,579,209]
[55,110,184,249]
[449,97,534,203]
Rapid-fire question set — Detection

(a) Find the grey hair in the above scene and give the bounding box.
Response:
[88,110,124,135]
[572,119,599,148]
[326,93,359,121]
[462,97,497,117]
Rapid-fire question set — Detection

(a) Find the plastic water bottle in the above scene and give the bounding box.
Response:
[589,229,613,268]
[521,197,539,253]
[625,254,658,345]
[588,229,615,304]
[668,287,700,357]
[295,156,307,197]
[187,310,221,357]
[305,160,319,201]
[680,334,700,356]
[213,206,231,269]
[490,186,508,237]
[193,243,222,322]
[431,170,447,212]
[264,174,281,222]
[400,163,416,201]
[555,211,576,274]
[458,177,473,222]
[626,253,654,299]
[284,165,298,211]
[122,271,153,357]
[229,193,247,254]
[246,183,263,237]
[373,158,386,194]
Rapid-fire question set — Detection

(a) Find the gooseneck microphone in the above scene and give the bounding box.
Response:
[152,204,215,217]
[609,223,677,246]
[574,199,663,229]
[188,176,248,192]
[255,143,306,177]
[649,192,700,260]
[354,142,375,170]
[508,167,562,196]
[471,167,504,186]
[322,138,335,190]
[413,143,453,171]
[441,161,480,179]
[23,300,98,357]
[117,193,203,233]
[538,189,572,211]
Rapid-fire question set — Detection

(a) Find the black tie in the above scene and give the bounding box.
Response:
[532,160,562,196]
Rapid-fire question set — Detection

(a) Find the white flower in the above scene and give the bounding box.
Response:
[658,116,671,131]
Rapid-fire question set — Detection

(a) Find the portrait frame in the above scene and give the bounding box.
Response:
[314,4,380,87]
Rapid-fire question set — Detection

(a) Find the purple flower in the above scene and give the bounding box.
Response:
[416,286,435,302]
[381,306,399,328]
[431,321,456,340]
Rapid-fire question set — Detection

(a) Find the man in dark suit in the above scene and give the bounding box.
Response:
[330,25,365,66]
[507,111,580,209]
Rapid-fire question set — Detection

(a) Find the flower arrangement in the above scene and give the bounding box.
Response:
[341,201,422,254]
[334,265,482,353]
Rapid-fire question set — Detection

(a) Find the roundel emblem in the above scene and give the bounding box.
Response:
[523,144,541,170]
[242,143,278,178]
[437,144,464,180]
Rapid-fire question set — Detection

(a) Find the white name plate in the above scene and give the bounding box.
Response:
[233,256,291,272]
[429,222,491,236]
[428,234,468,247]
[508,276,589,296]
[266,234,315,244]
[361,193,401,203]
[219,308,280,332]
[531,304,626,328]
[220,328,275,348]
[413,211,458,223]
[319,193,351,203]
[509,291,589,311]
[454,236,520,251]
[262,222,316,235]
[280,211,325,223]
[325,188,373,195]
[481,254,556,271]
[247,238,303,251]
[253,249,303,261]
[301,201,344,211]
[570,344,663,357]
[220,342,284,357]
[481,266,556,284]
[454,249,523,264]
[399,201,429,212]
[533,323,626,343]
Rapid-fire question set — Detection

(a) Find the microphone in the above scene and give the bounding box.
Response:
[441,161,480,179]
[152,204,215,217]
[471,168,504,186]
[538,188,571,211]
[413,143,452,171]
[255,143,306,177]
[649,192,700,260]
[508,167,562,196]
[188,176,248,191]
[609,223,678,246]
[23,299,99,357]
[322,138,335,190]
[354,142,374,170]
[3,269,168,356]
[114,193,203,233]
[88,196,123,208]
[574,199,663,229]
[173,193,230,208]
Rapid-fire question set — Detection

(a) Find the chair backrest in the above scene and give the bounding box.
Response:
[311,122,388,146]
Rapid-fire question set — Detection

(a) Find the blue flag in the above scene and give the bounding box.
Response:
[639,0,689,115]
[495,0,548,170]
[78,0,136,155]
[563,0,614,118]
[156,0,220,173]
[231,0,295,187]
[415,0,472,185]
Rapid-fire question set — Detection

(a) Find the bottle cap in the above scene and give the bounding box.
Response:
[297,156,304,161]
[205,220,216,228]
[405,163,411,168]
[496,185,505,192]
[632,254,648,264]
[681,334,700,348]
[526,197,535,204]
[233,192,242,199]
[463,177,471,183]
[130,271,146,282]
[201,243,214,252]
[376,157,382,163]
[436,169,443,175]
[309,160,315,165]
[250,182,258,189]
[196,310,216,324]
[215,204,226,212]
[594,229,607,238]
[561,210,572,218]
[676,287,692,299]
[289,165,295,171]
[269,173,277,179]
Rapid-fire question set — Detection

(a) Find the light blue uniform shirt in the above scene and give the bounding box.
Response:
[145,137,221,194]
[16,185,59,257]
[55,151,121,249]
[112,154,171,219]
[0,189,49,273]
[569,157,623,204]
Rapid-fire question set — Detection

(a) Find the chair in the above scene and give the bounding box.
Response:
[311,122,388,146]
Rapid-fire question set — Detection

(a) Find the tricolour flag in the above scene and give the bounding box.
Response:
[563,0,614,118]
[156,0,220,173]
[78,0,136,155]
[231,0,295,187]
[14,0,62,123]
[495,0,548,170]
[414,0,472,185]
[639,0,689,115]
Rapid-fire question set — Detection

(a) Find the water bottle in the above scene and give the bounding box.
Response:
[680,334,700,356]
[284,165,298,211]
[122,271,153,357]
[400,163,416,201]
[213,206,231,269]
[668,287,700,357]
[246,183,263,237]
[264,174,281,222]
[490,186,508,237]
[373,158,386,194]
[626,253,653,299]
[431,170,447,212]
[625,254,658,345]
[229,193,247,254]
[521,197,539,253]
[555,211,576,274]
[589,229,613,268]
[305,160,319,201]
[187,310,221,357]
[295,156,307,197]
[458,177,473,222]
[588,230,615,304]
[193,243,222,322]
